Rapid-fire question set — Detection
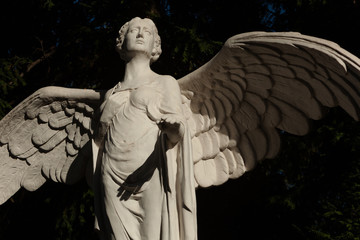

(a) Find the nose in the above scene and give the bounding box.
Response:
[136,28,144,38]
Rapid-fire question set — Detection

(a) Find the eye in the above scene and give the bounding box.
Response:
[130,28,138,33]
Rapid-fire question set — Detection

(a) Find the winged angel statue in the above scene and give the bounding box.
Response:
[1,17,360,240]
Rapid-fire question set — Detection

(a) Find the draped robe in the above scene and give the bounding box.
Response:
[91,78,197,240]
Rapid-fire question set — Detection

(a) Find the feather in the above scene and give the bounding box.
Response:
[73,127,82,149]
[66,123,77,141]
[236,51,262,65]
[51,101,64,113]
[260,53,288,67]
[26,104,51,120]
[246,72,273,89]
[0,146,27,204]
[327,70,360,118]
[178,31,360,188]
[66,142,78,156]
[21,162,47,191]
[244,93,266,115]
[49,111,73,129]
[213,153,230,186]
[39,129,67,152]
[224,118,240,147]
[204,100,216,129]
[221,79,244,102]
[290,65,337,107]
[233,102,260,130]
[8,118,40,157]
[191,137,203,163]
[246,128,268,161]
[194,159,216,188]
[242,43,281,57]
[192,113,205,136]
[75,111,84,124]
[41,140,67,182]
[214,91,233,117]
[211,95,225,128]
[32,123,59,146]
[319,72,360,120]
[243,64,271,75]
[85,104,94,114]
[263,127,281,159]
[271,75,323,119]
[38,111,51,123]
[282,54,316,72]
[269,97,309,135]
[200,104,210,132]
[0,114,26,145]
[18,147,38,160]
[263,101,282,127]
[230,73,247,90]
[217,125,230,151]
[76,102,85,110]
[186,111,198,138]
[198,130,219,160]
[238,134,257,171]
[346,66,360,93]
[0,86,102,203]
[80,133,90,148]
[229,148,246,179]
[222,148,236,175]
[65,107,76,116]
[82,116,91,130]
[305,47,347,75]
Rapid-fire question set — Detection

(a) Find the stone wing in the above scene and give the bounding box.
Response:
[0,86,104,204]
[178,32,360,188]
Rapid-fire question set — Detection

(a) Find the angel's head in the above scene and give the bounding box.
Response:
[116,17,162,64]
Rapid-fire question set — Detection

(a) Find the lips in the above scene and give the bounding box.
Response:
[136,39,145,44]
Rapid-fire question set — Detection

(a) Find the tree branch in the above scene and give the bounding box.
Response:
[20,47,56,77]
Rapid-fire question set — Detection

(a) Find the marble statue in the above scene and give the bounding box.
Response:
[1,17,360,240]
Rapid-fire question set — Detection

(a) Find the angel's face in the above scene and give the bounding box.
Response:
[124,18,156,60]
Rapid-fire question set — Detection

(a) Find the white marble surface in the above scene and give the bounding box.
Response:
[1,17,360,240]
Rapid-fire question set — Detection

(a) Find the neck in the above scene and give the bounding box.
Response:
[122,54,153,88]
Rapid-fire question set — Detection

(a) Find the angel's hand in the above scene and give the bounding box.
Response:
[157,114,185,143]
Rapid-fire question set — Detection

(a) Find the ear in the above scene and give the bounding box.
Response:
[151,47,157,56]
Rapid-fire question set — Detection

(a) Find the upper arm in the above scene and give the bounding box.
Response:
[162,75,182,105]
[152,75,183,117]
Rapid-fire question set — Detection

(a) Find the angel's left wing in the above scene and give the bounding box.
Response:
[0,86,104,204]
[178,32,360,188]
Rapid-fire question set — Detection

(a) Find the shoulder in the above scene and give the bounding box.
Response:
[155,74,179,90]
[154,74,176,82]
[99,87,115,110]
[103,88,114,101]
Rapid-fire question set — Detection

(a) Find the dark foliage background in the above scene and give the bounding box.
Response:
[0,0,360,239]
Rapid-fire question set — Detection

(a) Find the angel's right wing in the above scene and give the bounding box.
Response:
[0,86,104,204]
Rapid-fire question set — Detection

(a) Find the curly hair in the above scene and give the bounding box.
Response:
[115,17,162,64]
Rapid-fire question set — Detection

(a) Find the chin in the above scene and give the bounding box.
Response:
[126,49,152,60]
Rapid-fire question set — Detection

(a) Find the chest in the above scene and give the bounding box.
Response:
[129,84,162,109]
[102,82,163,121]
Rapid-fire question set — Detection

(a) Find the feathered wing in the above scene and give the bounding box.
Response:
[178,32,360,188]
[0,86,104,204]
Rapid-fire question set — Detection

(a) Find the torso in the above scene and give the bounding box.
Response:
[101,78,165,176]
